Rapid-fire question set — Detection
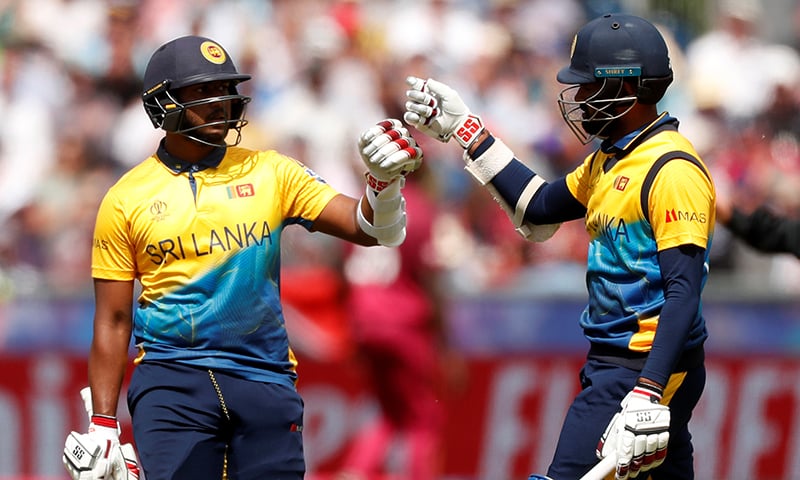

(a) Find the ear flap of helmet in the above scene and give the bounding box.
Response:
[637,74,674,105]
[159,97,184,132]
[228,84,247,123]
[142,80,185,132]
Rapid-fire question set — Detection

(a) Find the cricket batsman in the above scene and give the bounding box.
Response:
[404,13,714,480]
[62,34,423,480]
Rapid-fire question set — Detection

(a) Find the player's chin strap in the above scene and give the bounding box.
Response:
[357,176,407,247]
[463,135,560,242]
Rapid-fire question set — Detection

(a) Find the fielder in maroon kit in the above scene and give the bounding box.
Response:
[336,165,448,480]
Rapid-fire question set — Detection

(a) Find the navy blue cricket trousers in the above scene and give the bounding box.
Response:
[126,361,305,480]
[547,357,705,480]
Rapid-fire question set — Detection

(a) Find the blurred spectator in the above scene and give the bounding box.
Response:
[13,0,108,74]
[0,0,798,301]
[377,0,489,72]
[685,0,800,124]
[0,40,60,225]
[336,163,458,480]
[252,4,383,198]
[1,2,800,478]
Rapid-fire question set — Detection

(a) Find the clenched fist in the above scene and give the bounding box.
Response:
[404,76,484,149]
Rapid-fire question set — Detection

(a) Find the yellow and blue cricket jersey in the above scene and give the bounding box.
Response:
[91,142,339,388]
[565,114,715,352]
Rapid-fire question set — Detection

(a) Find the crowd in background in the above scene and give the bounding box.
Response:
[2,0,800,303]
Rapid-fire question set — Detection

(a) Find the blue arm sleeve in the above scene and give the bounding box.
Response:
[490,160,586,223]
[640,244,706,387]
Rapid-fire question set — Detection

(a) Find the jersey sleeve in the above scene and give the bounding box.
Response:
[564,153,594,207]
[648,160,715,251]
[91,189,137,280]
[274,153,340,226]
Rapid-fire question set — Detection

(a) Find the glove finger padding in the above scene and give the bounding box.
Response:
[374,145,421,175]
[364,129,420,176]
[359,125,402,156]
[616,421,635,480]
[64,387,140,480]
[403,89,438,127]
[600,384,670,480]
[359,119,404,148]
[653,431,669,467]
[629,431,646,477]
[403,76,484,148]
[622,402,670,477]
[64,430,137,480]
[359,119,423,184]
[119,443,141,479]
[597,412,619,460]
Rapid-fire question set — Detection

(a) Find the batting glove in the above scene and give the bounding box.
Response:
[404,76,484,149]
[63,388,140,480]
[598,383,670,479]
[358,118,423,193]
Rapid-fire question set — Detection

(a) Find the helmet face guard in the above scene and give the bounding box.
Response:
[142,36,252,147]
[556,14,673,144]
[143,80,251,147]
[557,78,638,145]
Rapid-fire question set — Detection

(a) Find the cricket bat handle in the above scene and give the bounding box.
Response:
[579,453,616,480]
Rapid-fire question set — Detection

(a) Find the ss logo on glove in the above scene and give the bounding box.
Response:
[456,115,483,146]
[71,446,86,461]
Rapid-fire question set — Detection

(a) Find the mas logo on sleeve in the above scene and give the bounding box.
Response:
[665,208,707,223]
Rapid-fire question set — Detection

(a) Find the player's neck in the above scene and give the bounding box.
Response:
[164,132,218,163]
[606,105,660,143]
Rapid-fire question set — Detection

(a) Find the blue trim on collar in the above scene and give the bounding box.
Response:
[601,113,677,155]
[156,139,226,173]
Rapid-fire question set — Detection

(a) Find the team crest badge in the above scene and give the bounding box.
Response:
[227,183,255,198]
[200,41,226,64]
[614,175,629,191]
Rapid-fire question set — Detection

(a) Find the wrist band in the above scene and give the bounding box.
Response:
[468,133,495,160]
[633,382,663,401]
[91,414,119,428]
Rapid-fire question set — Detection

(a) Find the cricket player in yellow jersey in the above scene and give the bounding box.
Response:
[404,13,714,480]
[62,35,423,480]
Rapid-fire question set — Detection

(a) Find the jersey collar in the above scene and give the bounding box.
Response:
[600,112,677,158]
[156,139,226,173]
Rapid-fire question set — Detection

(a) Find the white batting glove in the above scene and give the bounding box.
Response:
[404,76,484,149]
[359,118,422,193]
[118,444,140,480]
[63,388,140,480]
[598,383,670,479]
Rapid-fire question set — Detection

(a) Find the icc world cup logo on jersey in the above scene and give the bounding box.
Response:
[150,200,168,221]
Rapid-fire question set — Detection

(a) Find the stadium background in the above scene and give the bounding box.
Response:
[1,0,800,479]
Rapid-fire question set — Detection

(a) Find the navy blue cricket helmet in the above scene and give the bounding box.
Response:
[556,14,673,143]
[142,35,252,146]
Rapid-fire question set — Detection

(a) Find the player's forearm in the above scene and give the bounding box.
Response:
[467,131,585,224]
[88,317,132,417]
[88,344,128,416]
